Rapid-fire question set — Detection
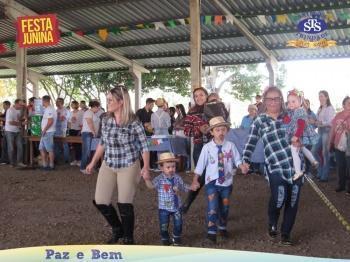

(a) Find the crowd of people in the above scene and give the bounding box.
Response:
[0,86,349,247]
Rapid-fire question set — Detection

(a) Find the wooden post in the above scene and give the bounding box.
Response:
[266,57,278,86]
[16,45,27,100]
[130,67,142,111]
[190,0,202,91]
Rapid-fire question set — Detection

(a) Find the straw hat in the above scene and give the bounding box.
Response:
[155,98,165,107]
[206,116,230,132]
[156,152,179,164]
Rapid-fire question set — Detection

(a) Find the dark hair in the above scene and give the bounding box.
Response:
[42,95,51,102]
[56,97,64,104]
[146,98,155,104]
[80,100,86,104]
[175,104,186,118]
[256,94,262,99]
[169,107,176,115]
[29,97,36,103]
[192,87,208,98]
[71,100,79,106]
[3,100,11,107]
[319,90,331,108]
[89,100,100,108]
[304,99,312,114]
[14,98,22,104]
[342,96,350,107]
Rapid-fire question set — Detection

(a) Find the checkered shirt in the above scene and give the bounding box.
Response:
[152,173,190,212]
[242,113,294,184]
[99,116,149,169]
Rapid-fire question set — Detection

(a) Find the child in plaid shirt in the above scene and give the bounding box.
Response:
[143,152,191,246]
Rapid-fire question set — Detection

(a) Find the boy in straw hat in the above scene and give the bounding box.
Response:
[143,152,191,246]
[191,116,248,243]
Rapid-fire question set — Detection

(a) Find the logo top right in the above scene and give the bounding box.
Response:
[287,14,337,49]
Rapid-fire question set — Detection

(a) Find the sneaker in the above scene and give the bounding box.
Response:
[280,234,293,246]
[218,229,229,239]
[268,225,278,238]
[0,161,8,165]
[206,233,217,244]
[17,162,27,168]
[292,172,304,181]
[80,169,88,175]
[172,237,182,246]
[70,160,77,166]
[76,161,81,166]
[161,239,171,246]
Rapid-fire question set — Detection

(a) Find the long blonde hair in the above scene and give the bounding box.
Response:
[108,85,136,126]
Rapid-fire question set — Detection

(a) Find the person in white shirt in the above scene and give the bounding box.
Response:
[55,98,70,163]
[39,95,57,170]
[191,116,247,244]
[151,98,171,135]
[4,99,25,167]
[69,100,84,166]
[80,100,100,173]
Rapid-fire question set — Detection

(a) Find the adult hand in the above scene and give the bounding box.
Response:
[86,162,95,175]
[140,166,150,180]
[42,130,46,136]
[190,181,200,191]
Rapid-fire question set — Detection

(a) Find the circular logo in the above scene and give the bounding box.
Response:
[297,17,327,34]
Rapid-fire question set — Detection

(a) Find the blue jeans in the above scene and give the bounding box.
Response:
[312,128,331,181]
[205,180,232,234]
[158,209,182,241]
[0,134,8,162]
[5,131,23,165]
[267,169,303,236]
[80,132,93,170]
[54,138,70,163]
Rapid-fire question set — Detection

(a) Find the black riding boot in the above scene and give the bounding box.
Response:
[118,203,135,245]
[93,200,123,244]
[181,174,205,214]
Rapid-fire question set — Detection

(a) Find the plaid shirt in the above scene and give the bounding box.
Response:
[99,116,149,169]
[152,173,190,212]
[242,113,294,184]
[184,111,209,144]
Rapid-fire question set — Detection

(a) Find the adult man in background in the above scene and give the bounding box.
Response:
[0,101,10,164]
[4,99,26,167]
[55,98,70,164]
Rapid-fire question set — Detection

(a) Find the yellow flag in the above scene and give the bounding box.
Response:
[98,29,108,41]
[325,12,335,23]
[276,14,288,24]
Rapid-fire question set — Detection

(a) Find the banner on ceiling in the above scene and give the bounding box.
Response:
[16,14,60,48]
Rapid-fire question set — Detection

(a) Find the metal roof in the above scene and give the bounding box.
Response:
[0,0,350,77]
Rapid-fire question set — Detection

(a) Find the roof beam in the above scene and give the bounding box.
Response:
[0,0,149,73]
[0,59,46,80]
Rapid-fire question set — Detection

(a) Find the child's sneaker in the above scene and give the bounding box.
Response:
[172,237,181,246]
[206,233,217,244]
[292,172,304,181]
[280,234,293,246]
[218,229,229,239]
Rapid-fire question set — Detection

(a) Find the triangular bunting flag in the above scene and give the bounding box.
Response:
[289,13,300,23]
[347,19,350,25]
[168,19,176,28]
[177,19,186,25]
[204,15,212,25]
[325,12,335,23]
[136,24,144,29]
[257,15,268,26]
[0,43,7,53]
[271,15,277,23]
[110,27,121,35]
[154,22,166,30]
[98,29,109,41]
[214,15,223,25]
[226,15,234,24]
[185,18,190,24]
[75,31,84,36]
[200,15,205,25]
[7,40,15,50]
[276,14,288,24]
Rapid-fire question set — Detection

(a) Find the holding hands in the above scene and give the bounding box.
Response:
[239,163,250,175]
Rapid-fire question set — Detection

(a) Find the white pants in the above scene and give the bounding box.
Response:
[291,145,316,174]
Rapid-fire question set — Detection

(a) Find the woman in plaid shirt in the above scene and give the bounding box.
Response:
[242,86,303,246]
[86,85,150,245]
[181,87,209,213]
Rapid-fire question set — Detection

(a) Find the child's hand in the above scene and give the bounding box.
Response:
[291,136,299,143]
[173,186,179,193]
[190,181,200,191]
[240,163,250,175]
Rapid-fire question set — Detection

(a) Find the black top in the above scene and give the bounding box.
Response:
[136,107,153,136]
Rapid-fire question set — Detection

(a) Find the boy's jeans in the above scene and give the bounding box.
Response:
[158,209,182,241]
[205,180,232,235]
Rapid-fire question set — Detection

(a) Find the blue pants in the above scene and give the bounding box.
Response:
[80,132,93,170]
[312,128,331,181]
[5,131,23,165]
[267,169,303,237]
[158,209,182,241]
[205,180,232,235]
[54,136,70,163]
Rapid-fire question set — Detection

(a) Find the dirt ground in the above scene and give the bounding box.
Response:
[0,164,349,259]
